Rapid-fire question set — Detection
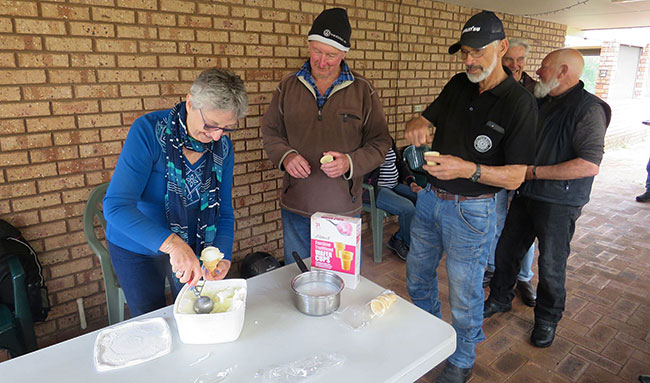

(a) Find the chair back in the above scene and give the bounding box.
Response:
[0,255,37,356]
[83,183,124,324]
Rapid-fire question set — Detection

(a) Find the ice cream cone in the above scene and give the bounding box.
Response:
[334,242,345,258]
[200,246,224,274]
[341,250,353,271]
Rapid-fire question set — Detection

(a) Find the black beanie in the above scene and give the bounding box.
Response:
[308,8,351,52]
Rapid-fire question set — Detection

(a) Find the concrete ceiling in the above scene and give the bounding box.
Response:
[442,0,650,30]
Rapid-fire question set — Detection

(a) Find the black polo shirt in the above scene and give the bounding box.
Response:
[422,69,537,196]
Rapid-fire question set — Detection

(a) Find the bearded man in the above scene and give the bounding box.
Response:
[403,10,537,383]
[484,48,611,349]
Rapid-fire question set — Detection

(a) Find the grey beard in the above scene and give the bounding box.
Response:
[466,53,497,83]
[534,78,560,98]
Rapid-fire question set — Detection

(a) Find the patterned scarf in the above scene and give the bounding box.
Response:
[163,102,227,255]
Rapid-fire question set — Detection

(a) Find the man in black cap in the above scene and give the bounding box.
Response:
[404,11,537,383]
[262,8,391,264]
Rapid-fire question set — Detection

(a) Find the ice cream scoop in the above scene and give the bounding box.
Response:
[191,282,213,314]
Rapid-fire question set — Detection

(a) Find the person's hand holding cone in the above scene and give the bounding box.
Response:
[200,246,224,275]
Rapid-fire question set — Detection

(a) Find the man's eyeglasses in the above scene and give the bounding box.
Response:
[458,46,489,60]
[199,109,239,132]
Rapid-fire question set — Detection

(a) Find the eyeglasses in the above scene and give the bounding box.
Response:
[458,45,489,59]
[199,109,239,132]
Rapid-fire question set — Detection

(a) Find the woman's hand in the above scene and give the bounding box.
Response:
[160,234,202,287]
[203,259,231,281]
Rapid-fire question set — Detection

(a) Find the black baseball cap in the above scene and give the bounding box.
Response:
[448,11,505,54]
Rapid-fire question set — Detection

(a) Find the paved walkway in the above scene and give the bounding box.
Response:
[360,140,650,382]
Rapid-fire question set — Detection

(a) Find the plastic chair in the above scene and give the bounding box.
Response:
[362,183,393,263]
[0,255,38,357]
[83,182,126,325]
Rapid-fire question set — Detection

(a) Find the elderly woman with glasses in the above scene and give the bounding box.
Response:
[103,68,248,317]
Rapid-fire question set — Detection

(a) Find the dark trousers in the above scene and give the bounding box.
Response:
[489,195,582,325]
[108,241,184,318]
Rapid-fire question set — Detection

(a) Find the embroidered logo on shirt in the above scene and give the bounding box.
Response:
[474,135,492,153]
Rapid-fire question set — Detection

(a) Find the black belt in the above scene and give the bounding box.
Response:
[434,189,495,202]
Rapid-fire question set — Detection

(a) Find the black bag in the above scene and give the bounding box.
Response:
[239,252,281,279]
[0,219,51,322]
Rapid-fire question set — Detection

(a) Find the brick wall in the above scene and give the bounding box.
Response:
[0,0,566,347]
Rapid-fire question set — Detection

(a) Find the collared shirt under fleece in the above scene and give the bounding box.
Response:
[421,68,537,196]
[261,60,391,217]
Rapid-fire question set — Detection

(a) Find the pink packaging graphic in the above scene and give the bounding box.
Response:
[310,212,361,289]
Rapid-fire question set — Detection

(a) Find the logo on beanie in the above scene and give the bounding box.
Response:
[322,28,346,44]
[474,135,492,153]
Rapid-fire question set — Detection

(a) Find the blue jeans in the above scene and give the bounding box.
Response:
[108,241,184,318]
[281,209,362,265]
[281,209,311,265]
[406,186,496,369]
[645,157,650,190]
[376,183,417,244]
[487,189,535,281]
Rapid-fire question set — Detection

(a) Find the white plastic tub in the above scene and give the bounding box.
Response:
[173,279,247,344]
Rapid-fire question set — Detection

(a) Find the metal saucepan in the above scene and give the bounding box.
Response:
[290,252,344,316]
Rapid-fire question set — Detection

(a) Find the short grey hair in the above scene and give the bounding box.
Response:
[189,68,248,119]
[508,38,530,56]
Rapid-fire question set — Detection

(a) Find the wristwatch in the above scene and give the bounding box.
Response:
[469,163,481,182]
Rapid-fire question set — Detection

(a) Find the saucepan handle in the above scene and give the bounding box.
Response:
[292,251,309,273]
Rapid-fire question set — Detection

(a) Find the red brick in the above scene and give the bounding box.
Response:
[53,130,100,146]
[58,158,104,175]
[0,69,46,85]
[70,54,115,67]
[1,133,52,151]
[160,0,195,13]
[91,6,135,23]
[74,84,119,98]
[120,84,159,97]
[0,0,38,16]
[25,116,75,132]
[95,38,138,53]
[41,3,90,20]
[0,101,50,118]
[97,69,140,83]
[77,113,122,128]
[49,257,94,279]
[15,18,67,35]
[45,37,93,52]
[23,85,73,100]
[136,10,176,26]
[116,0,156,10]
[0,86,20,101]
[37,174,85,193]
[11,191,61,211]
[0,151,29,166]
[17,53,69,68]
[116,25,157,39]
[0,181,36,198]
[30,146,79,164]
[51,100,100,115]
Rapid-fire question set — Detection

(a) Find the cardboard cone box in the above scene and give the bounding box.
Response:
[310,212,361,289]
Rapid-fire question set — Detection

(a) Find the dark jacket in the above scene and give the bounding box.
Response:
[520,71,537,94]
[362,139,415,204]
[520,81,611,207]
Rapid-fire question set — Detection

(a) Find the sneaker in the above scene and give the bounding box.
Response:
[636,191,650,202]
[387,233,409,261]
